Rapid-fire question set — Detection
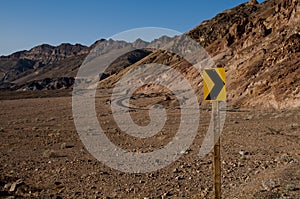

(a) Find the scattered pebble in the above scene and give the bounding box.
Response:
[286,184,296,191]
[239,149,249,156]
[261,179,278,191]
[4,183,11,189]
[43,149,58,158]
[9,179,24,192]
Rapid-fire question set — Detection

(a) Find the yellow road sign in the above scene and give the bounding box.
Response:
[203,68,226,101]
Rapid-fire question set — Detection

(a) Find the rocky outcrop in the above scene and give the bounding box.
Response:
[4,43,89,66]
[21,77,75,91]
[0,43,90,84]
[177,0,300,109]
[0,36,172,91]
[103,0,300,109]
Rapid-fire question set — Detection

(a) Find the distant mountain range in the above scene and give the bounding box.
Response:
[0,0,299,109]
[0,36,172,91]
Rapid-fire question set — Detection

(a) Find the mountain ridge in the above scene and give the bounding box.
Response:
[0,36,172,91]
[100,0,300,109]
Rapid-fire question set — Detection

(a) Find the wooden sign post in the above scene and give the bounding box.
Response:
[213,101,221,199]
[203,68,226,199]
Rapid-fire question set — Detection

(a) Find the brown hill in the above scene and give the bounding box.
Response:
[0,36,172,91]
[0,43,90,90]
[188,0,300,109]
[101,0,300,109]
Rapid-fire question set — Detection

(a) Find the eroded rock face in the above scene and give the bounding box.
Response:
[186,0,300,109]
[22,77,75,91]
[0,36,171,92]
[0,43,90,84]
[101,0,299,109]
[3,43,90,67]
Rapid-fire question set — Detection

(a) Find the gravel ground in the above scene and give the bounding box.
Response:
[0,91,299,198]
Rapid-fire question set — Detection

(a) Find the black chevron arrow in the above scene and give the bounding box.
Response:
[205,70,225,100]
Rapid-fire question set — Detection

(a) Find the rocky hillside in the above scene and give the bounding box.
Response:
[0,35,174,91]
[102,0,300,109]
[0,0,299,109]
[187,0,300,109]
[0,43,90,90]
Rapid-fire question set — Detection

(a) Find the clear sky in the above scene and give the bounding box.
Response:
[0,0,263,56]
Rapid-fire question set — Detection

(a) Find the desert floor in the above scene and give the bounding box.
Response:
[0,90,299,199]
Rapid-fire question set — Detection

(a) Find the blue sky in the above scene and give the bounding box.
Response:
[0,0,263,55]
